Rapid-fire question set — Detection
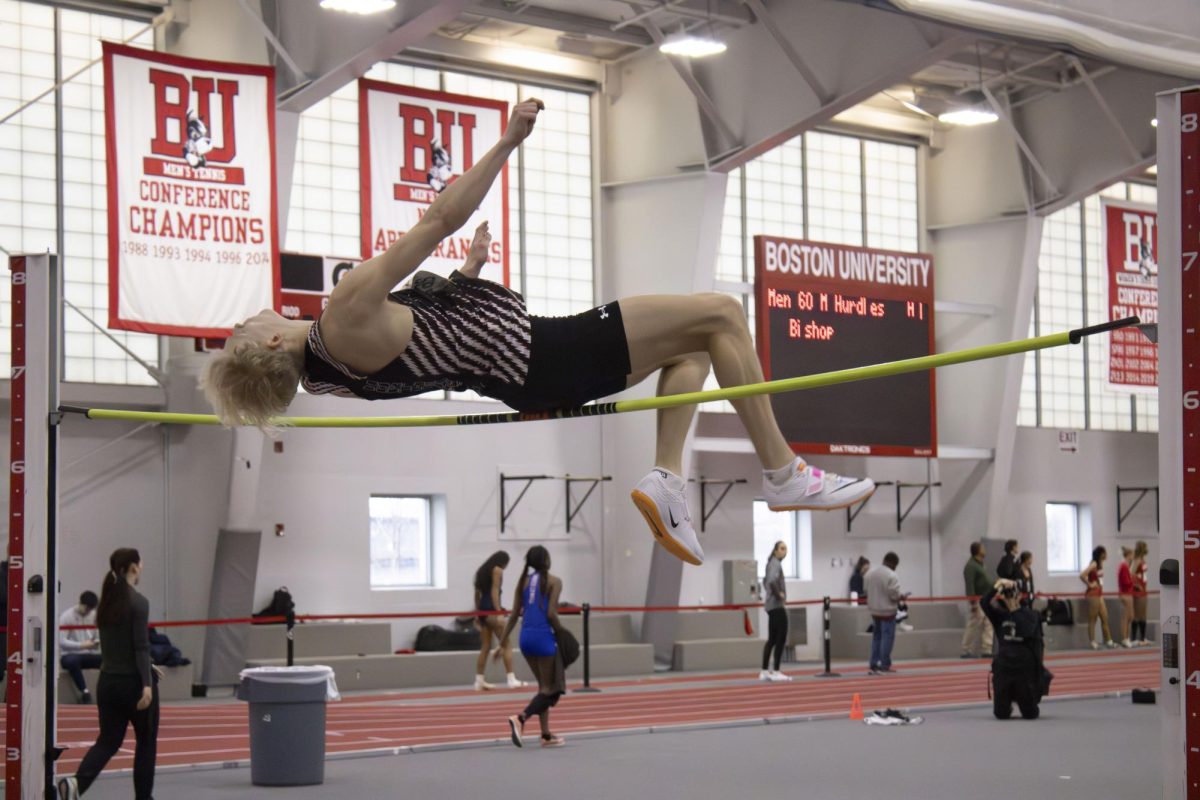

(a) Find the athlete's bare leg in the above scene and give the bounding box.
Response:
[621,294,795,473]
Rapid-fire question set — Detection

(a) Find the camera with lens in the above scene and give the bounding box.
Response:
[1000,583,1019,600]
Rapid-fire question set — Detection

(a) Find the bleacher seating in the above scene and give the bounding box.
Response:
[58,665,192,704]
[670,609,807,671]
[245,614,654,691]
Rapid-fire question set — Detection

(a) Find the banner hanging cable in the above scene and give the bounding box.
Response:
[59,317,1142,429]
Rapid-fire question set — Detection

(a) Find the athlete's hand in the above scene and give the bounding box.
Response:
[462,221,491,278]
[137,686,153,711]
[501,98,543,147]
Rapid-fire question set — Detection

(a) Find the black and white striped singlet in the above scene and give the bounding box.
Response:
[302,278,532,406]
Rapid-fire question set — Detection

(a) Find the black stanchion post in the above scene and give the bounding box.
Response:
[574,602,600,693]
[286,611,295,668]
[815,596,840,678]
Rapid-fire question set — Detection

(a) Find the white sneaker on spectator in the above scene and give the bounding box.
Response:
[1120,639,1133,648]
[474,675,495,691]
[758,670,772,681]
[762,458,875,512]
[1090,642,1100,650]
[768,671,793,682]
[1106,640,1118,648]
[631,468,703,565]
[506,675,528,689]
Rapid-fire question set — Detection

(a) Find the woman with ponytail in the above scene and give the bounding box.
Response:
[57,548,158,800]
[499,545,566,748]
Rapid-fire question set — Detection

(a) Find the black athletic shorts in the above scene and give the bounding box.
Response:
[509,302,632,412]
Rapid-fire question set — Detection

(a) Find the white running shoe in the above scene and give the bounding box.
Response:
[768,671,793,682]
[1090,642,1100,651]
[762,459,875,512]
[631,469,704,565]
[506,675,528,689]
[474,675,495,691]
[1105,640,1118,649]
[758,670,772,681]
[1120,639,1133,648]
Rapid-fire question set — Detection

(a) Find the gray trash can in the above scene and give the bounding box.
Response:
[238,666,339,786]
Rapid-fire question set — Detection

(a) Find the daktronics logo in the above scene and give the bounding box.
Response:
[394,103,478,204]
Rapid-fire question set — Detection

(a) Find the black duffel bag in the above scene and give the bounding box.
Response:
[558,626,580,668]
[1044,598,1074,626]
[414,624,481,652]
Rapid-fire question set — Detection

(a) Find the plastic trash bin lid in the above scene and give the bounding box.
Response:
[239,665,341,701]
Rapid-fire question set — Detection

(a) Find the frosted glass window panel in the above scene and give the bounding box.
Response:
[369,495,434,588]
[1045,502,1083,573]
[805,131,862,246]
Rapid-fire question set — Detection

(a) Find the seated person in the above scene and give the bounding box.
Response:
[981,579,1048,720]
[59,591,101,703]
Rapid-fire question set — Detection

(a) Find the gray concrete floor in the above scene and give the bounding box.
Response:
[83,696,1159,800]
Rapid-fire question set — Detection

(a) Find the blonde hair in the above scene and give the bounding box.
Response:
[200,342,300,429]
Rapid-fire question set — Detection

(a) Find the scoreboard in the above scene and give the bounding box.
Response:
[754,235,936,457]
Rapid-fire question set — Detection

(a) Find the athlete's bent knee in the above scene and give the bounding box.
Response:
[699,293,746,333]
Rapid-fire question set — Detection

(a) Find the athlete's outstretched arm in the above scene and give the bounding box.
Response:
[332,100,542,310]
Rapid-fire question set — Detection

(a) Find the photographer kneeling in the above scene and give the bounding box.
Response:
[981,578,1050,720]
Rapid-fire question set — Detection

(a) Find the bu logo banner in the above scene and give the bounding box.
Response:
[102,42,280,337]
[359,80,510,285]
[1101,198,1158,392]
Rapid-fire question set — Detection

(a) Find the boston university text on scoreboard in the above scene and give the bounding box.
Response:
[754,235,936,458]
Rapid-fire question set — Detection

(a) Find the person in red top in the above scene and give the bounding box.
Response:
[1117,547,1135,648]
[1132,540,1151,646]
[1079,546,1115,649]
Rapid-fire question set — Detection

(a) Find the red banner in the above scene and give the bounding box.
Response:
[1102,199,1158,390]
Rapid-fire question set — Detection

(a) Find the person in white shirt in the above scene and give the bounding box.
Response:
[60,591,101,703]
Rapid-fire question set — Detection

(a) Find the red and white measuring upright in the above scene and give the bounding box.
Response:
[6,253,60,799]
[1159,86,1200,800]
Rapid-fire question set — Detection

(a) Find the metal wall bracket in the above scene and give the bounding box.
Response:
[895,481,941,532]
[500,473,611,533]
[845,481,895,532]
[1116,485,1159,532]
[694,477,748,532]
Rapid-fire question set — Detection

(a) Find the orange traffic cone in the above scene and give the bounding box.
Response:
[848,693,864,721]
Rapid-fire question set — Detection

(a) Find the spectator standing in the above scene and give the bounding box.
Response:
[865,553,905,675]
[1015,551,1035,599]
[759,541,791,682]
[996,540,1019,581]
[1117,547,1135,648]
[1132,540,1151,646]
[961,542,994,659]
[849,557,870,604]
[60,591,101,704]
[1080,546,1116,649]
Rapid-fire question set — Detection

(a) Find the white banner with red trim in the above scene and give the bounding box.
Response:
[359,80,509,284]
[103,42,279,337]
[1101,198,1158,391]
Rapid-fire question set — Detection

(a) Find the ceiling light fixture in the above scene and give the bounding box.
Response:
[319,0,396,15]
[658,31,727,58]
[936,89,998,127]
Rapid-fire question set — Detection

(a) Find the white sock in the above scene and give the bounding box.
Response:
[654,467,686,491]
[475,674,486,682]
[507,672,518,682]
[764,457,803,487]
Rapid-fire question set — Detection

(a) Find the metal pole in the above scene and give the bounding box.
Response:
[574,603,600,693]
[286,611,295,667]
[815,596,840,678]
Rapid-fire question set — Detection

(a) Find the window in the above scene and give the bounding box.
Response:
[1045,501,1091,574]
[0,0,159,384]
[753,500,812,581]
[1019,181,1158,431]
[369,495,435,589]
[286,62,594,318]
[705,130,920,412]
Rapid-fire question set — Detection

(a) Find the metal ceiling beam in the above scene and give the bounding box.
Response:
[469,0,653,47]
[622,0,752,27]
[1065,54,1143,163]
[236,0,306,82]
[642,18,739,156]
[980,84,1058,210]
[277,0,471,113]
[741,0,831,104]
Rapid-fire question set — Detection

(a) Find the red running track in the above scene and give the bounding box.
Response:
[50,650,1157,775]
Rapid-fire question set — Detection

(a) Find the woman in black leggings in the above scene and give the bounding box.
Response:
[759,541,791,682]
[58,548,159,800]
